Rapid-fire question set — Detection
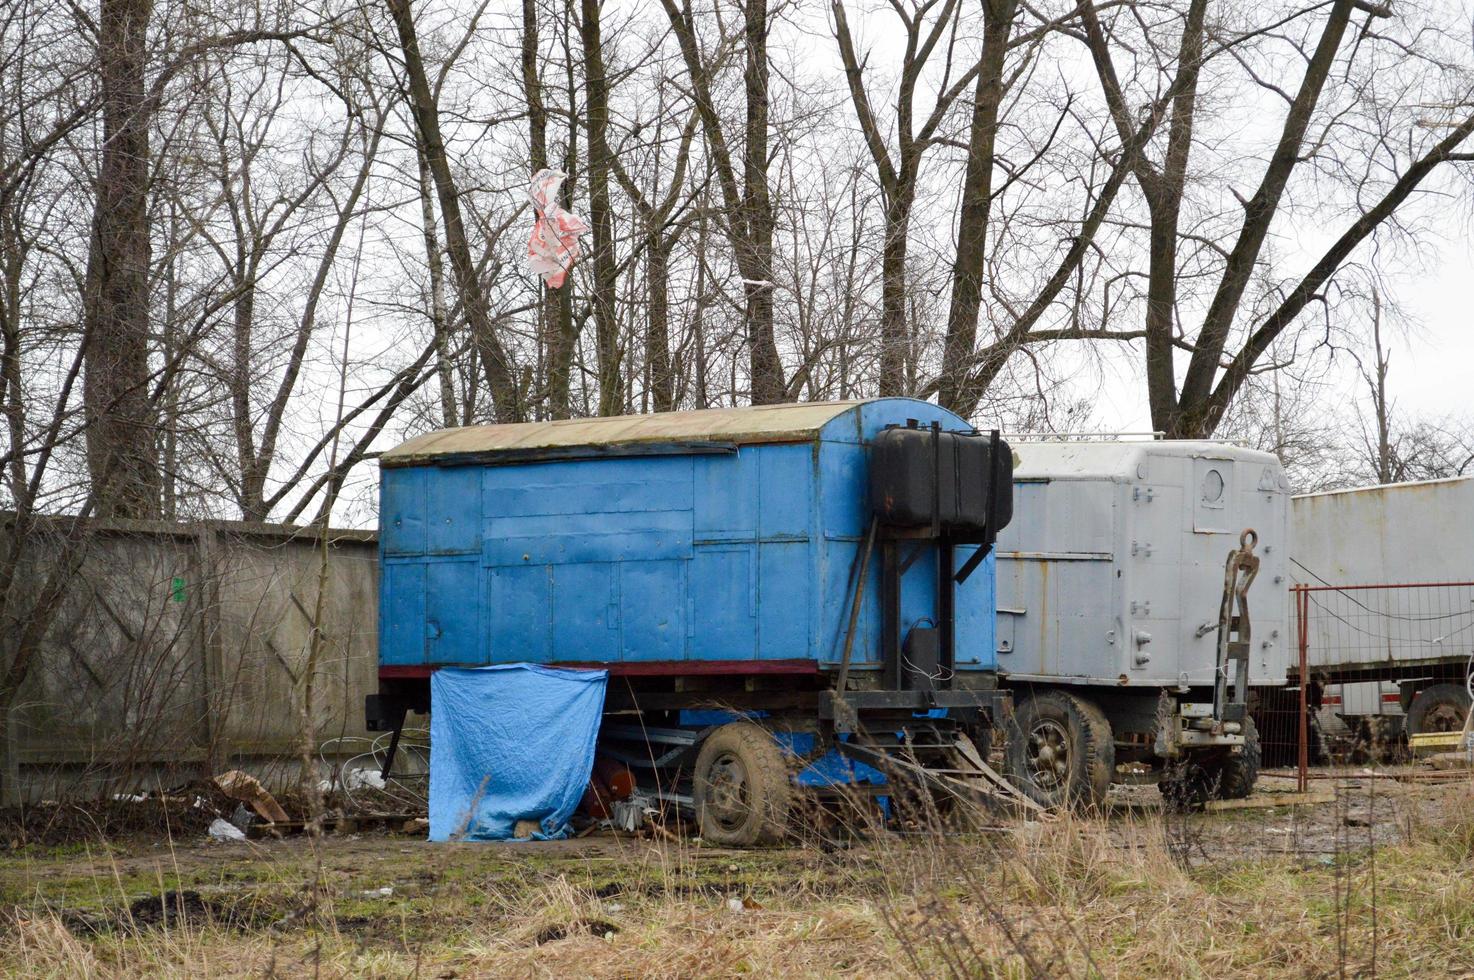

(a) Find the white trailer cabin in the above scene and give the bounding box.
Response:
[992,440,1293,807]
[996,441,1293,689]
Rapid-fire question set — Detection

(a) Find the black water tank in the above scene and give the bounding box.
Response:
[869,423,1013,533]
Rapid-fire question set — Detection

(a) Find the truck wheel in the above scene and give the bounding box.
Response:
[1407,684,1472,737]
[1158,761,1214,810]
[1005,692,1114,810]
[1213,716,1261,800]
[1160,717,1262,806]
[692,722,791,846]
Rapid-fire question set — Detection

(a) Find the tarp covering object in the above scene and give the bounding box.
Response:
[429,664,608,841]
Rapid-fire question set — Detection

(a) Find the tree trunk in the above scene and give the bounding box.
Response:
[82,0,160,518]
[388,0,522,423]
[937,0,1015,416]
[524,0,577,420]
[1142,0,1206,436]
[580,0,621,416]
[1370,289,1392,483]
[741,0,783,404]
[878,190,913,395]
[416,148,457,428]
[232,263,268,520]
[647,234,675,411]
[1175,0,1353,435]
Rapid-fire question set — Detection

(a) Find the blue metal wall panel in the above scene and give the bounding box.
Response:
[381,561,426,664]
[486,564,552,662]
[689,546,756,659]
[619,559,686,661]
[694,450,756,539]
[426,467,480,554]
[954,548,997,670]
[757,542,811,659]
[382,469,427,555]
[550,563,616,661]
[757,445,813,538]
[426,559,480,663]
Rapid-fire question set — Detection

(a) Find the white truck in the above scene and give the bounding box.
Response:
[1292,476,1474,754]
[995,440,1293,806]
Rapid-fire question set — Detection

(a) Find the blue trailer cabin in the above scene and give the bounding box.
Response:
[367,398,1015,844]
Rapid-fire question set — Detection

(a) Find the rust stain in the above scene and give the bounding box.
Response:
[1037,560,1050,675]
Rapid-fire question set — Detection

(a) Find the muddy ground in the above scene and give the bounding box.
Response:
[2,766,1470,977]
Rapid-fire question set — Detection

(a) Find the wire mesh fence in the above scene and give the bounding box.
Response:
[1253,582,1474,786]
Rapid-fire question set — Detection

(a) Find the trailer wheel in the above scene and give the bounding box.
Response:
[1005,692,1114,810]
[1212,716,1261,800]
[692,722,791,846]
[1407,684,1471,737]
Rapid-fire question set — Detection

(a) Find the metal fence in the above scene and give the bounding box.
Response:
[1,518,380,805]
[1254,582,1474,789]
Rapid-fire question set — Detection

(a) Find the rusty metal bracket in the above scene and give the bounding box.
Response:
[1213,528,1260,724]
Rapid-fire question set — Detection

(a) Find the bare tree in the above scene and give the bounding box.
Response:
[660,0,784,404]
[831,0,985,394]
[388,0,524,423]
[1079,0,1474,437]
[82,0,160,518]
[580,0,624,415]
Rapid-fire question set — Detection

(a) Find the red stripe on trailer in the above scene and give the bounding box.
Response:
[1323,695,1342,705]
[380,659,821,680]
[1382,692,1402,703]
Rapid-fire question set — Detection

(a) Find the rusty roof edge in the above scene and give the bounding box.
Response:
[1293,473,1474,500]
[381,400,874,463]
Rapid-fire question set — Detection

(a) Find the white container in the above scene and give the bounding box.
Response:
[996,441,1293,690]
[1292,475,1474,674]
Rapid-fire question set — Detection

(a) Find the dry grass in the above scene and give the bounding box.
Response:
[3,781,1472,978]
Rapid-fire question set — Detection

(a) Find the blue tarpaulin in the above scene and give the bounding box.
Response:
[429,664,608,841]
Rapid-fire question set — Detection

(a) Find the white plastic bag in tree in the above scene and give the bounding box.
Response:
[527,169,589,288]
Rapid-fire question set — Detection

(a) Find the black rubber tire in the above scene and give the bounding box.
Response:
[1407,684,1472,737]
[1160,716,1262,806]
[692,722,791,846]
[1004,691,1114,810]
[1157,761,1214,811]
[1155,760,1214,807]
[1213,715,1261,800]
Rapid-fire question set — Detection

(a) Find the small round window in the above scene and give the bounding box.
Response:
[1201,468,1225,503]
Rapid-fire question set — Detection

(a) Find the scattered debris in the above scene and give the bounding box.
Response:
[208,818,247,842]
[228,804,256,834]
[320,768,389,794]
[1410,732,1464,757]
[215,771,290,825]
[611,795,653,833]
[245,812,426,839]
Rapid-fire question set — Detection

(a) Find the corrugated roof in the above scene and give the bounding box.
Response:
[381,401,868,466]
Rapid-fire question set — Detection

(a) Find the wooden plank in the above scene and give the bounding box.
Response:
[1205,790,1334,812]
